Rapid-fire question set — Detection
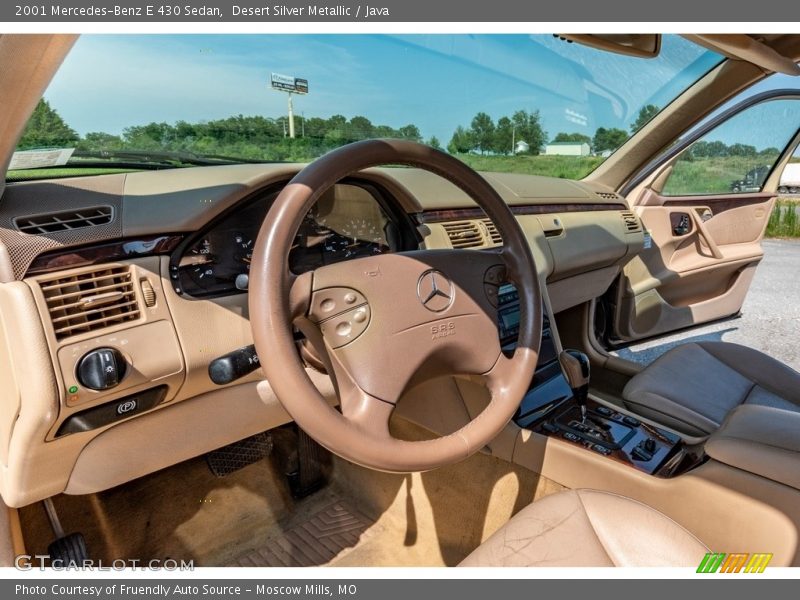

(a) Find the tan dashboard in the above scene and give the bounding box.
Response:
[0,164,644,507]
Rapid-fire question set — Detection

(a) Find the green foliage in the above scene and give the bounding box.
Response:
[449,109,546,156]
[448,126,474,154]
[511,109,547,155]
[663,155,777,196]
[470,112,496,154]
[766,200,800,238]
[67,113,427,162]
[593,127,628,154]
[631,104,660,133]
[552,132,592,145]
[427,136,442,150]
[17,99,79,149]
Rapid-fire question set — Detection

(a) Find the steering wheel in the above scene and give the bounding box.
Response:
[249,139,542,472]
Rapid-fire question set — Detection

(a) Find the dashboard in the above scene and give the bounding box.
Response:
[174,182,405,297]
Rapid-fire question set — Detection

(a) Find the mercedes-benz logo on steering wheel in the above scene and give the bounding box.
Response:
[417,269,455,312]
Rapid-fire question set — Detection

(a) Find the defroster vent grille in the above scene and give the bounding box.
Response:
[14,206,113,234]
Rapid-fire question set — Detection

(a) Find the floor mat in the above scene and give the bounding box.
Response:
[230,499,378,567]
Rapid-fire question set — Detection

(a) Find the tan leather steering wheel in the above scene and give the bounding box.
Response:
[249,139,542,472]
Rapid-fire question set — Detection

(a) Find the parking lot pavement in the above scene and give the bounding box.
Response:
[612,239,800,372]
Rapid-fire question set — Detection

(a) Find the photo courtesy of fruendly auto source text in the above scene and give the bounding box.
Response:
[0,0,799,597]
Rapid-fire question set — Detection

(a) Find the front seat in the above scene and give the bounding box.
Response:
[459,489,707,567]
[622,341,800,436]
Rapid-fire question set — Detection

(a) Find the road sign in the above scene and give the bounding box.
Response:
[270,72,308,94]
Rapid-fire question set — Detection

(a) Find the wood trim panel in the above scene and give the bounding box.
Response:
[25,235,184,276]
[658,193,774,214]
[417,203,628,223]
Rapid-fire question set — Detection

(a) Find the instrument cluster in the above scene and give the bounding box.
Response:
[175,183,396,297]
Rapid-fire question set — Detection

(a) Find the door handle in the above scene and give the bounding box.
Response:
[689,209,723,259]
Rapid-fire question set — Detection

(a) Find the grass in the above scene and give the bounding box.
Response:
[766,199,800,239]
[662,155,780,196]
[6,167,141,181]
[453,154,604,179]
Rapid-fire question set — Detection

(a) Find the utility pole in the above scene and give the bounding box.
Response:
[287,93,295,138]
[511,124,516,155]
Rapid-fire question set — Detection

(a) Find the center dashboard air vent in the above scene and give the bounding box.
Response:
[39,265,141,340]
[480,218,503,246]
[620,211,643,233]
[14,206,113,234]
[442,220,485,249]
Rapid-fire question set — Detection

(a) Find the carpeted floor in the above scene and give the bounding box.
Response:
[18,420,564,567]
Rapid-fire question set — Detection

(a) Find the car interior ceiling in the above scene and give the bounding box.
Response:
[1,33,800,568]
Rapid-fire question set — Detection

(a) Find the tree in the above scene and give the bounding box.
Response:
[398,124,422,142]
[631,104,660,133]
[427,136,442,150]
[470,112,495,154]
[17,99,79,149]
[728,143,757,157]
[447,126,474,154]
[494,116,515,155]
[593,127,628,154]
[552,132,592,145]
[511,109,547,155]
[77,132,123,151]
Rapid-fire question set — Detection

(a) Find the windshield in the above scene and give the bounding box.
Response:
[9,34,723,181]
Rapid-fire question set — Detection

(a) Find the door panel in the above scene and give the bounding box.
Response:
[614,191,774,341]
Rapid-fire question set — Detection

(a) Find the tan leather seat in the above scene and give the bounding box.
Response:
[622,342,800,436]
[459,489,707,567]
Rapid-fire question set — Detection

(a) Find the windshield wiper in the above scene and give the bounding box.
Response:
[70,149,265,167]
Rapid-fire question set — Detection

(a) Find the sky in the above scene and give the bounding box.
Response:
[43,34,800,151]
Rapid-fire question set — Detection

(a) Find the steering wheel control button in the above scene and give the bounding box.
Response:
[484,265,507,285]
[76,347,127,391]
[319,304,371,348]
[483,265,508,307]
[416,269,455,313]
[309,287,367,323]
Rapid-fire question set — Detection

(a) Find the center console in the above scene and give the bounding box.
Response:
[497,283,690,478]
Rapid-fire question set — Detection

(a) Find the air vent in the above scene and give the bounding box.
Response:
[442,220,484,249]
[621,211,643,233]
[14,206,113,234]
[40,265,141,340]
[481,218,503,246]
[596,191,622,201]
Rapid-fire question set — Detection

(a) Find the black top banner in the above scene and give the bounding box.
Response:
[2,0,799,22]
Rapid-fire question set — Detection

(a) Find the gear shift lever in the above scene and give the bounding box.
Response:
[559,349,591,422]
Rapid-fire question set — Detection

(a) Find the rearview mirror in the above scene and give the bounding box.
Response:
[556,34,661,59]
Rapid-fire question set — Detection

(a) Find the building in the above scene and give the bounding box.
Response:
[514,140,530,154]
[544,141,591,156]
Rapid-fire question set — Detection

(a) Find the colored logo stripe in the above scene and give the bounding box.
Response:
[697,552,772,573]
